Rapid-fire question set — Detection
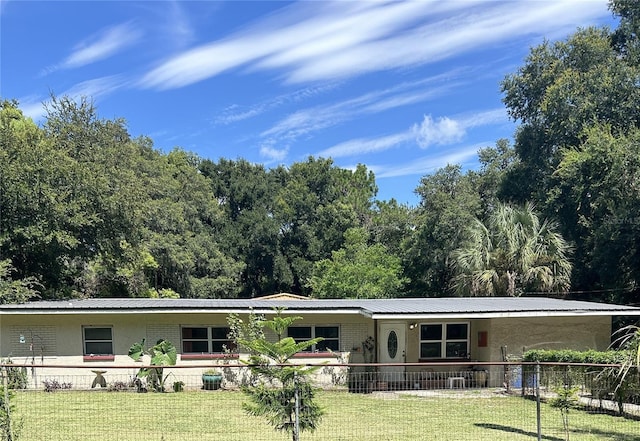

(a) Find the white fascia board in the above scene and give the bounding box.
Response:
[371,310,640,320]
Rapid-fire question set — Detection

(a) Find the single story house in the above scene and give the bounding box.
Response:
[1,296,638,389]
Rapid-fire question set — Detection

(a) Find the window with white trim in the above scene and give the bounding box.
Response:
[420,323,469,359]
[288,326,339,352]
[83,326,113,355]
[181,326,234,353]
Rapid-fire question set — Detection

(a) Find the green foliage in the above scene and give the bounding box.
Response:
[498,11,640,299]
[550,126,640,296]
[309,228,407,299]
[0,386,21,441]
[232,310,324,440]
[405,164,483,296]
[609,325,640,413]
[524,345,640,416]
[549,384,580,441]
[452,203,571,296]
[7,6,640,309]
[523,349,626,364]
[0,360,26,391]
[172,381,184,392]
[128,338,177,392]
[227,310,265,355]
[0,261,39,304]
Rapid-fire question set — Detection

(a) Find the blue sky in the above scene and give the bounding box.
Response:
[1,1,616,205]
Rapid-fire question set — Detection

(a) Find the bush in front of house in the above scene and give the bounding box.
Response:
[523,348,639,416]
[42,379,72,392]
[522,349,625,364]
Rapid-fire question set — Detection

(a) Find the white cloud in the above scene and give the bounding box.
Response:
[138,0,608,89]
[375,143,486,179]
[214,83,339,125]
[17,98,46,121]
[413,115,465,149]
[318,132,413,159]
[62,75,126,100]
[317,108,507,160]
[260,143,288,162]
[18,76,125,121]
[460,108,508,128]
[167,0,195,47]
[261,75,458,145]
[54,22,142,72]
[413,108,507,149]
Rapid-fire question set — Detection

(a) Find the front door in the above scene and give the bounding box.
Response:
[378,322,406,383]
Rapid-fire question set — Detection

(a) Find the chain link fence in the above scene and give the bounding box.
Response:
[0,362,638,440]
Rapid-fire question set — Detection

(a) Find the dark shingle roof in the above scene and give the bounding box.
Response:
[1,297,638,318]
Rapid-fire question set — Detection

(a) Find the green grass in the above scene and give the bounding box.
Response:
[12,389,640,441]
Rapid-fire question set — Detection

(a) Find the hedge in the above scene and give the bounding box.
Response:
[522,349,627,364]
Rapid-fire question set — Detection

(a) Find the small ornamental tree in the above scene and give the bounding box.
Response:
[232,309,324,441]
[128,338,177,392]
[549,384,579,441]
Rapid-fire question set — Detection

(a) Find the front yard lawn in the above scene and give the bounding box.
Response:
[13,389,640,440]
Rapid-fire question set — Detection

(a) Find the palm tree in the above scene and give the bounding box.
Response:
[452,203,572,296]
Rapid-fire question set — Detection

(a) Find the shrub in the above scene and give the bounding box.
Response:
[1,359,27,390]
[107,381,131,392]
[42,379,72,392]
[522,349,625,364]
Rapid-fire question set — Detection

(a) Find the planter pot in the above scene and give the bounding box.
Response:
[202,373,223,390]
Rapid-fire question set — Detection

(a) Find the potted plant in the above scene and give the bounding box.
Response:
[202,369,223,390]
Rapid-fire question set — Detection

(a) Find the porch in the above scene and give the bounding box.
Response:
[347,367,491,393]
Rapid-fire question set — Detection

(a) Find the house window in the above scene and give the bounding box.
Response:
[288,326,339,352]
[83,326,113,355]
[181,327,234,353]
[420,323,469,359]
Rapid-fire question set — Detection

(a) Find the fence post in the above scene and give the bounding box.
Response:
[293,372,300,441]
[536,362,541,441]
[2,366,13,441]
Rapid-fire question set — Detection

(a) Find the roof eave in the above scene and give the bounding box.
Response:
[370,310,640,320]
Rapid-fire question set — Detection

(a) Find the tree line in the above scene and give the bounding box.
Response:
[1,0,639,305]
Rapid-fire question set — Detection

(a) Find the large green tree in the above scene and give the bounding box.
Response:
[309,228,407,299]
[0,260,40,304]
[500,25,640,205]
[452,203,572,297]
[403,164,482,296]
[550,126,640,300]
[0,99,99,296]
[200,158,281,297]
[274,158,377,296]
[498,2,640,302]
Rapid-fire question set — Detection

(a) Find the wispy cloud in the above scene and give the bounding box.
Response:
[317,108,507,160]
[18,75,125,121]
[261,75,458,146]
[62,75,126,100]
[16,96,47,121]
[138,0,607,89]
[167,0,195,47]
[374,143,486,179]
[214,83,340,125]
[43,22,142,75]
[318,133,413,159]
